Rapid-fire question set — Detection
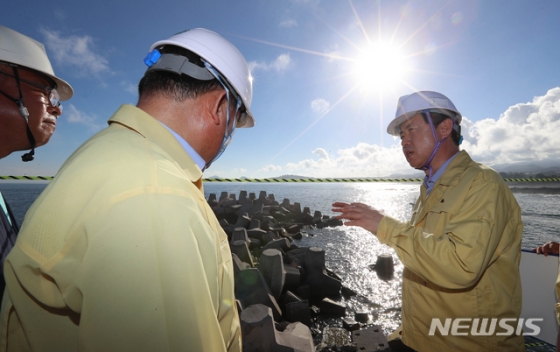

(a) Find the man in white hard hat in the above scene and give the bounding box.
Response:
[1,28,252,352]
[0,25,73,300]
[333,91,523,351]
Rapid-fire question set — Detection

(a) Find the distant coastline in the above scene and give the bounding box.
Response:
[0,176,560,194]
[508,181,560,194]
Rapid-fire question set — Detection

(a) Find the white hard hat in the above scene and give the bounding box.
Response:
[387,91,462,136]
[0,25,73,101]
[149,28,254,128]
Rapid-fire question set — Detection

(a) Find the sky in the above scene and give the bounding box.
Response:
[1,0,560,178]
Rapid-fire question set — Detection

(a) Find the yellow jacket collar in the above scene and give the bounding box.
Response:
[436,150,473,187]
[107,104,203,183]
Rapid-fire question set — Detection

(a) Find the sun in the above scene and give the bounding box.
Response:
[353,41,409,92]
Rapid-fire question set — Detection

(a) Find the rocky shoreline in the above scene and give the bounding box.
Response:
[208,190,393,352]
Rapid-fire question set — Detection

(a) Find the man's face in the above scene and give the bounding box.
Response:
[0,66,62,148]
[398,113,436,169]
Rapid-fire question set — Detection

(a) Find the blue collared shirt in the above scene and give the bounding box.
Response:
[424,152,460,195]
[159,122,206,171]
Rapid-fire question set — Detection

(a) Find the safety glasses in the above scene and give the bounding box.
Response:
[202,60,249,169]
[0,71,62,112]
[203,61,248,128]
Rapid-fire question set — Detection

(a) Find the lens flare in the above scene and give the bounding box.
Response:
[451,12,464,25]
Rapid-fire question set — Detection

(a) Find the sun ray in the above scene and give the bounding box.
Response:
[236,35,353,62]
[408,67,473,80]
[399,2,453,49]
[403,37,462,60]
[348,0,371,44]
[307,8,363,51]
[388,4,404,44]
[376,0,384,43]
[264,84,361,164]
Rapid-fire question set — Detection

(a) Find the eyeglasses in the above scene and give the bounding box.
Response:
[0,71,62,112]
[231,95,247,130]
[236,104,248,127]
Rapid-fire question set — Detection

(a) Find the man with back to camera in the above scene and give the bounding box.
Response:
[0,28,254,351]
[0,25,73,300]
[332,91,524,351]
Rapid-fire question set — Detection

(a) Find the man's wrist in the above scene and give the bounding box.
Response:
[376,216,392,243]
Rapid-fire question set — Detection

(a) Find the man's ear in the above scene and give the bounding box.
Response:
[438,118,454,139]
[208,90,228,126]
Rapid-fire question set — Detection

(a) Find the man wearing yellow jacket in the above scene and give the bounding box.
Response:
[0,25,73,304]
[1,28,254,351]
[333,91,524,351]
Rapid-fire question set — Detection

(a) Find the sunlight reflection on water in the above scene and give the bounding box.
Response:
[205,182,421,333]
[2,181,557,336]
[203,182,560,334]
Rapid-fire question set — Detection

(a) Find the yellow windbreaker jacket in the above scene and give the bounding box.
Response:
[377,150,524,352]
[0,105,241,352]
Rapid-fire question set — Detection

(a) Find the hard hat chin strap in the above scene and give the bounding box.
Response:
[416,110,447,182]
[0,66,36,161]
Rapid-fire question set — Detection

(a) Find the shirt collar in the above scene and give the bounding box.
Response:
[424,151,460,195]
[159,122,206,170]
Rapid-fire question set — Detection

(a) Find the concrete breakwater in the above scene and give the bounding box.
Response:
[208,190,393,352]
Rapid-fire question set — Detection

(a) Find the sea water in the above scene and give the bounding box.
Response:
[1,181,559,333]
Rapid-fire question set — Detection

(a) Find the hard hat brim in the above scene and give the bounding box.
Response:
[49,75,73,101]
[0,59,74,101]
[387,91,462,136]
[0,26,74,101]
[387,108,461,136]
